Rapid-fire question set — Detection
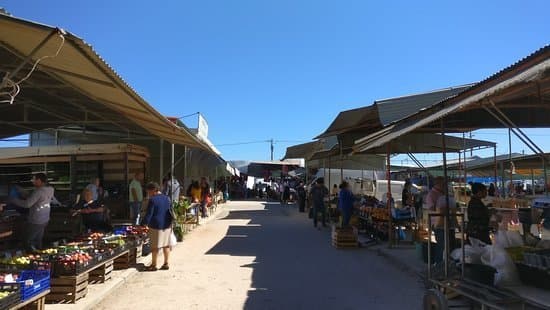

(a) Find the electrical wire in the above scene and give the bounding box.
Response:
[0,34,65,104]
[216,139,308,147]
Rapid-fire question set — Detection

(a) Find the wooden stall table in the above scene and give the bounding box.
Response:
[10,289,50,310]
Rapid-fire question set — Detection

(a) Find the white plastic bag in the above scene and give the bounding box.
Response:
[451,238,488,264]
[481,244,520,287]
[169,232,177,247]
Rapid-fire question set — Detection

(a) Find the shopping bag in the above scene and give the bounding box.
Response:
[170,231,178,247]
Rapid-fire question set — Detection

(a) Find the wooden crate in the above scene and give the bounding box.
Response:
[46,272,88,304]
[332,227,358,249]
[88,259,113,284]
[113,250,135,270]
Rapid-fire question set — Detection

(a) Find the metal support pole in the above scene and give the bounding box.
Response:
[494,146,498,196]
[532,169,536,195]
[386,143,393,248]
[462,133,467,189]
[159,139,164,185]
[544,158,549,196]
[441,119,450,278]
[328,156,331,193]
[458,151,462,184]
[501,162,506,197]
[170,144,175,200]
[509,128,513,197]
[340,143,344,184]
[183,146,188,189]
[124,152,129,219]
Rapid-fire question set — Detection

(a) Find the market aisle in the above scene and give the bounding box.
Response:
[95,201,423,310]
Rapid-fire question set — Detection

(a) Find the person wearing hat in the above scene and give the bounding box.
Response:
[309,178,329,229]
[467,183,491,244]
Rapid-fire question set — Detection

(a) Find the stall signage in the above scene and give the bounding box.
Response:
[198,113,209,140]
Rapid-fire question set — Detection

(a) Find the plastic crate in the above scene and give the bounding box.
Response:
[523,249,550,269]
[18,270,50,301]
[517,263,550,290]
[0,283,20,309]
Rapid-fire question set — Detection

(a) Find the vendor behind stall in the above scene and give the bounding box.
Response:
[467,183,491,244]
[9,173,54,251]
[73,188,108,232]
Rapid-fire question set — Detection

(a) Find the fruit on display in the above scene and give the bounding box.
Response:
[0,273,18,283]
[39,248,58,254]
[0,256,30,265]
[0,291,12,299]
[56,252,93,265]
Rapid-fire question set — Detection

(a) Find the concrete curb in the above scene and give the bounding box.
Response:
[364,244,427,283]
[45,204,228,310]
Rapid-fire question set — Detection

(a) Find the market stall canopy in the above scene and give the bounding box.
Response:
[245,160,303,178]
[307,154,385,170]
[316,84,473,139]
[353,45,550,153]
[0,143,149,164]
[354,132,496,154]
[282,140,323,160]
[0,14,210,151]
[461,153,550,177]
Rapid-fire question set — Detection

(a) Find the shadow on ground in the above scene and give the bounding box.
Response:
[206,201,422,310]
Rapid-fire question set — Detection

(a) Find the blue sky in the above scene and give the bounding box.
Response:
[2,1,550,162]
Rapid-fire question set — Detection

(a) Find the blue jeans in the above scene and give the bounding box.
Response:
[130,201,142,225]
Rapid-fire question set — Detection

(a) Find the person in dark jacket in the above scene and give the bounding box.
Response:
[467,183,491,244]
[297,182,307,213]
[338,181,355,227]
[142,182,173,271]
[310,178,329,229]
[72,188,108,232]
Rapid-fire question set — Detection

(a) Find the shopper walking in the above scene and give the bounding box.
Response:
[338,181,354,227]
[129,172,144,225]
[10,173,54,251]
[310,178,329,229]
[142,182,173,271]
[297,181,307,213]
[199,177,210,218]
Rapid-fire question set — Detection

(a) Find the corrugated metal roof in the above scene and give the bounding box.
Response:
[354,45,550,153]
[316,84,474,139]
[375,84,473,126]
[0,14,213,152]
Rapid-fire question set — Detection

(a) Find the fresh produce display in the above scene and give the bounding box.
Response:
[0,273,18,283]
[0,291,11,299]
[0,256,30,265]
[56,252,93,265]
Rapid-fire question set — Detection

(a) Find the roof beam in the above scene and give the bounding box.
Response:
[0,42,133,134]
